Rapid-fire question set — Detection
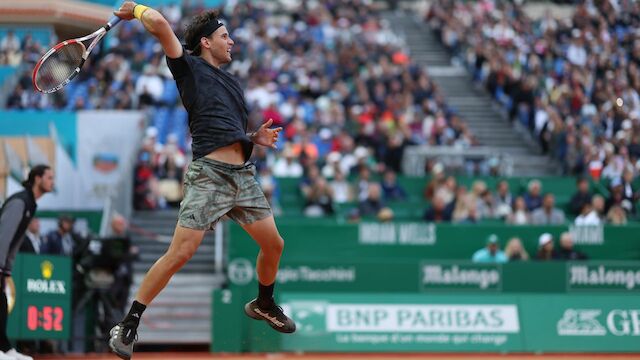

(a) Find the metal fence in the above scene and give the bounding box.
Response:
[402,145,514,177]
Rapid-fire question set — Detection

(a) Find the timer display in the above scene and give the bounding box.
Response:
[27,305,64,332]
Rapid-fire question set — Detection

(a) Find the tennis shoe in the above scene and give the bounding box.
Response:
[244,298,296,333]
[109,323,137,360]
[5,349,33,360]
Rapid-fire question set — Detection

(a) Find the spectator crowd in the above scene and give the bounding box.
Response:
[1,0,638,222]
[427,0,640,203]
[0,0,477,211]
[423,172,635,225]
[471,231,588,264]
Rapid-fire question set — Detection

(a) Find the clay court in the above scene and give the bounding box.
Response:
[35,353,640,360]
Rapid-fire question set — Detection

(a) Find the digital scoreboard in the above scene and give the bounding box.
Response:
[7,254,71,340]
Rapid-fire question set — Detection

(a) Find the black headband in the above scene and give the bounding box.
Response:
[187,19,224,51]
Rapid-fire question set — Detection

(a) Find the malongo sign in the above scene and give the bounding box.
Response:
[567,263,640,291]
[421,263,501,291]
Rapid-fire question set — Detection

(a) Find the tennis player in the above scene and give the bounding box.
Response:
[109,3,295,359]
[0,165,54,360]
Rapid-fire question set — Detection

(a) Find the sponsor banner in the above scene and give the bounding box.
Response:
[8,254,72,340]
[228,258,419,292]
[230,222,640,263]
[567,263,640,291]
[521,295,640,351]
[76,111,143,208]
[358,223,436,246]
[420,263,501,291]
[19,255,70,297]
[228,259,640,294]
[212,289,640,353]
[569,225,604,245]
[280,293,523,352]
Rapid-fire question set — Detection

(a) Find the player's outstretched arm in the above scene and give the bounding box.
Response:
[114,1,183,58]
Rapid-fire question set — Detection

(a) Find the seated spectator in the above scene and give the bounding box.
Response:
[321,152,342,179]
[0,29,20,54]
[258,167,280,215]
[300,165,321,199]
[451,187,469,222]
[477,189,495,219]
[591,195,606,220]
[433,175,457,205]
[356,166,373,202]
[524,179,543,211]
[558,232,588,260]
[19,218,42,254]
[135,64,164,106]
[273,147,304,178]
[291,133,320,167]
[380,170,407,201]
[423,165,446,201]
[569,178,592,215]
[6,84,28,109]
[606,205,628,225]
[621,169,639,207]
[507,196,530,225]
[531,193,566,225]
[358,183,385,217]
[504,237,529,261]
[303,178,335,217]
[535,233,560,261]
[377,207,395,222]
[472,234,508,263]
[574,202,602,226]
[136,153,161,210]
[493,180,513,219]
[606,178,635,215]
[42,216,78,256]
[453,196,479,224]
[329,170,353,204]
[423,194,453,223]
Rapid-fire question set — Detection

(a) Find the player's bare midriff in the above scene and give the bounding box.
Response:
[204,141,246,165]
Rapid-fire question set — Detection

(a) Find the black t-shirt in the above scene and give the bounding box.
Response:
[166,52,253,161]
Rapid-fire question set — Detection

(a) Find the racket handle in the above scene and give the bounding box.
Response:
[105,16,122,31]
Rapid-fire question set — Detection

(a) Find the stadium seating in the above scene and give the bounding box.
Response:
[0,26,53,47]
[0,66,16,85]
[274,175,638,222]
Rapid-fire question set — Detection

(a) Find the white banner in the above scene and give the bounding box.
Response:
[75,110,143,209]
[326,304,520,333]
[16,110,143,210]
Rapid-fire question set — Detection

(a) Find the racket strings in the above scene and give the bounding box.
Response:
[35,42,85,92]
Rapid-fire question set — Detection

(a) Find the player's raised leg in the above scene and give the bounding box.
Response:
[241,215,296,333]
[109,225,205,359]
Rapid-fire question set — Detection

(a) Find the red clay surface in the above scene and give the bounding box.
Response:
[35,353,640,360]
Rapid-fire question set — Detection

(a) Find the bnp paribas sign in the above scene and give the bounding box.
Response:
[556,308,640,338]
[280,293,523,351]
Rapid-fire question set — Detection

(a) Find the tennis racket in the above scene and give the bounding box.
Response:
[32,15,122,94]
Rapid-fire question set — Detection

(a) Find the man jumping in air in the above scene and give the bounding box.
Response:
[109,3,296,359]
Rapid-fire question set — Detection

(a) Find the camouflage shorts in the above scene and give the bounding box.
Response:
[178,157,272,230]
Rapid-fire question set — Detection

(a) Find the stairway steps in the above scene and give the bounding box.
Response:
[137,331,210,344]
[129,212,220,344]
